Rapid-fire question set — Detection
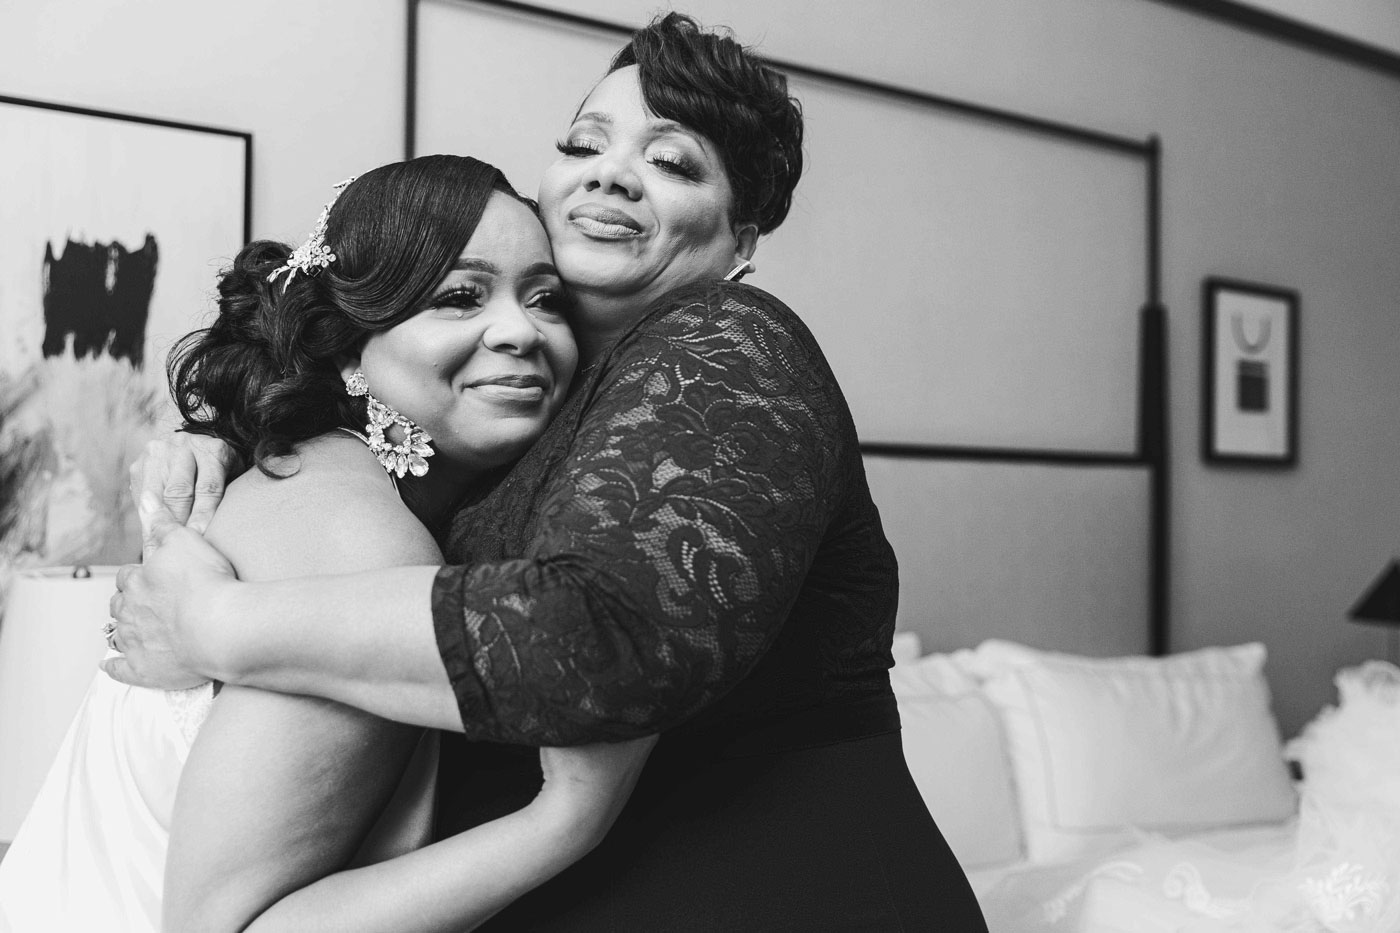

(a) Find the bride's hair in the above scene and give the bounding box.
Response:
[168,155,531,476]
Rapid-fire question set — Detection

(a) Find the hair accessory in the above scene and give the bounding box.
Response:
[268,176,357,289]
[345,370,434,478]
[723,259,755,282]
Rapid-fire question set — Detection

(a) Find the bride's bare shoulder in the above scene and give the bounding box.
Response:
[206,432,439,580]
[224,432,391,502]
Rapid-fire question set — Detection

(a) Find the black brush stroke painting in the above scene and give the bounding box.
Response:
[41,235,158,367]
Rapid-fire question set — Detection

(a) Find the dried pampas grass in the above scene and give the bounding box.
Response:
[0,350,170,611]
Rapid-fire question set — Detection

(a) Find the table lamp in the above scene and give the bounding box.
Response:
[0,565,116,842]
[1349,560,1400,665]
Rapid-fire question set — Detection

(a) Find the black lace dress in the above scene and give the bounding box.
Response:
[431,281,986,930]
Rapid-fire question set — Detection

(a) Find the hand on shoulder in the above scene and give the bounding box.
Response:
[131,432,239,535]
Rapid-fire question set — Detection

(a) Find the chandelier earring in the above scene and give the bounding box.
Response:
[344,370,434,479]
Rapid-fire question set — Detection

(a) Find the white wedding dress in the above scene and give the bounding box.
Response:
[0,660,435,932]
[0,665,215,932]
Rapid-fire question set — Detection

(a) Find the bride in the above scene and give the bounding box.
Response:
[0,155,652,932]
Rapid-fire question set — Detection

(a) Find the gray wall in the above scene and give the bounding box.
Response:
[3,0,1397,737]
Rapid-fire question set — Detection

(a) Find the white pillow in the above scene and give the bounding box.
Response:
[965,640,1297,864]
[891,653,1024,869]
[889,648,979,696]
[890,630,923,666]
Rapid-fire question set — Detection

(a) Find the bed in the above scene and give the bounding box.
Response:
[889,632,1400,932]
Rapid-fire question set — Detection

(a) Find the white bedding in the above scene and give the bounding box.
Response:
[967,661,1400,933]
[892,640,1400,933]
[974,823,1301,932]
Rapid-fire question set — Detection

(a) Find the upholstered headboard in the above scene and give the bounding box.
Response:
[406,0,1167,657]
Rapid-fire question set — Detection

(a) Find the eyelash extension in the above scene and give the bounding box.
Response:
[650,154,698,180]
[556,139,599,157]
[429,285,485,312]
[556,138,699,180]
[530,288,570,315]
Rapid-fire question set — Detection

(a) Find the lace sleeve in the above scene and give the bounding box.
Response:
[433,283,852,745]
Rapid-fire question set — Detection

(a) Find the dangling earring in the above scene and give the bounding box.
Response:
[723,259,755,282]
[345,370,434,478]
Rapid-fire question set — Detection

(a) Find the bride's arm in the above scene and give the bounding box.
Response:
[241,738,652,933]
[164,452,652,931]
[168,682,653,932]
[163,685,421,928]
[161,456,441,927]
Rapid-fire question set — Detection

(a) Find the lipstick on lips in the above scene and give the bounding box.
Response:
[567,203,643,239]
[467,373,549,404]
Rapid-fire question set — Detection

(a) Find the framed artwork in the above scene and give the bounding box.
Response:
[1202,277,1299,466]
[0,95,249,575]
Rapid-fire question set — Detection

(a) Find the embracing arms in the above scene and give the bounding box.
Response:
[160,437,653,932]
[115,549,460,730]
[112,285,850,743]
[172,682,649,932]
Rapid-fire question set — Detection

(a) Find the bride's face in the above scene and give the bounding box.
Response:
[349,193,577,476]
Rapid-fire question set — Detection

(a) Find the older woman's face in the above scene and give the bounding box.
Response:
[538,65,740,313]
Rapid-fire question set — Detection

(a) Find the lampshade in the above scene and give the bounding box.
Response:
[1349,560,1400,627]
[0,566,116,841]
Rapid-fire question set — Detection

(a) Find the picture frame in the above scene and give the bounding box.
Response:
[0,94,251,385]
[1201,277,1299,466]
[0,94,250,570]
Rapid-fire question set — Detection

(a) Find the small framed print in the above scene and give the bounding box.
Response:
[1202,277,1299,466]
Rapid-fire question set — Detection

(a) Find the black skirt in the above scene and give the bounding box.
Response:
[454,729,988,932]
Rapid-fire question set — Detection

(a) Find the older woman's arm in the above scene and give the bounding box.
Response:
[106,530,459,728]
[110,283,851,741]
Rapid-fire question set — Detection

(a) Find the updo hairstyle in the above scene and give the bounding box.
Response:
[168,155,530,476]
[611,12,804,235]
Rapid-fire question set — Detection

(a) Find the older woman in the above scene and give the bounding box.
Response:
[111,14,987,930]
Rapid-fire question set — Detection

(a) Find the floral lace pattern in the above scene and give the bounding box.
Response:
[163,681,215,747]
[432,281,898,745]
[1300,861,1392,930]
[1162,861,1253,919]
